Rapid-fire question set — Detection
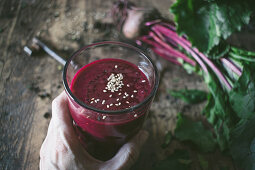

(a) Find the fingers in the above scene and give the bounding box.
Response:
[51,91,72,127]
[51,91,82,144]
[50,91,101,162]
[41,91,149,170]
[104,130,149,170]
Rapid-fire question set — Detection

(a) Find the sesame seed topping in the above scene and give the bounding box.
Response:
[116,98,119,101]
[118,93,122,95]
[131,95,134,98]
[141,80,146,82]
[107,105,109,108]
[134,114,137,117]
[103,90,107,93]
[110,103,113,106]
[109,94,112,97]
[133,90,137,93]
[105,73,124,92]
[91,98,95,100]
[127,84,130,87]
[123,96,126,99]
[102,100,105,104]
[102,116,106,119]
[90,101,94,104]
[126,101,129,104]
[115,65,118,68]
[118,102,121,105]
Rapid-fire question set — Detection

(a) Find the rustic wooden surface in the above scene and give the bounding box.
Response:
[0,0,255,170]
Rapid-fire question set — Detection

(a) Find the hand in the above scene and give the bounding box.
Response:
[40,91,149,170]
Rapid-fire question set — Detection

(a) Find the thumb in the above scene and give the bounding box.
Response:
[105,130,149,170]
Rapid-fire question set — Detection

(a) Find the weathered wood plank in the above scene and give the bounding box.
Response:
[0,0,54,169]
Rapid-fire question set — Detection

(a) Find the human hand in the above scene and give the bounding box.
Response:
[40,91,149,170]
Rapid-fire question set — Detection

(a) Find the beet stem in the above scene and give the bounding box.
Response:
[152,25,208,74]
[154,24,232,90]
[149,31,196,66]
[152,48,182,65]
[145,19,161,26]
[195,49,232,90]
[220,58,242,77]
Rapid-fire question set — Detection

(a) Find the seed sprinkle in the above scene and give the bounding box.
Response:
[105,73,124,92]
[102,100,105,104]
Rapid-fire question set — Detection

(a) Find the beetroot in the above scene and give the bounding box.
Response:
[111,0,244,90]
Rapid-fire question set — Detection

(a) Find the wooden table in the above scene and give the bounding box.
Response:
[1,0,254,169]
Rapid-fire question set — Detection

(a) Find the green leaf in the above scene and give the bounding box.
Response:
[161,131,173,149]
[220,166,230,170]
[203,73,230,123]
[177,58,200,74]
[207,41,230,59]
[198,154,209,170]
[231,46,255,57]
[171,0,253,53]
[229,47,255,62]
[214,119,231,151]
[203,70,239,150]
[153,150,191,170]
[230,114,255,170]
[175,113,216,152]
[229,63,255,119]
[169,89,208,104]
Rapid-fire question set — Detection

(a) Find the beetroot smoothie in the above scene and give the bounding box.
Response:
[68,58,152,160]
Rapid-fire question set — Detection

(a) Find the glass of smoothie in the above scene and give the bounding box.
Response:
[63,41,159,161]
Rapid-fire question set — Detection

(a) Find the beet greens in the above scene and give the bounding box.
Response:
[112,0,255,169]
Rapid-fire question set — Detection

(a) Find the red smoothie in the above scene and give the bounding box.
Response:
[69,58,152,160]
